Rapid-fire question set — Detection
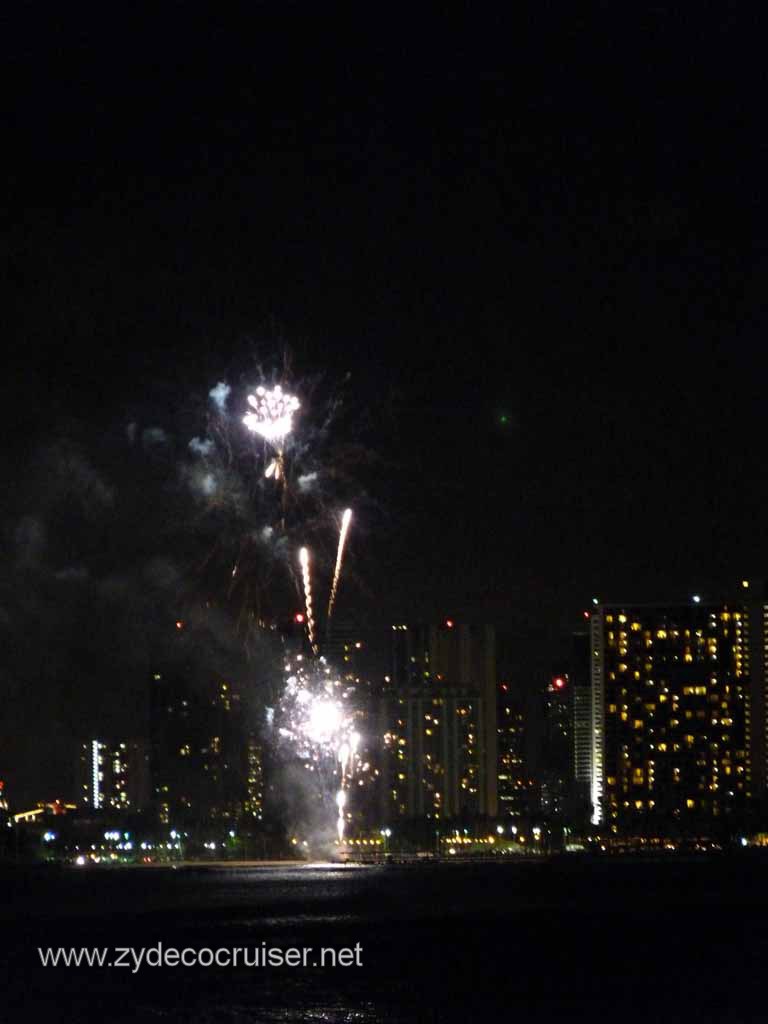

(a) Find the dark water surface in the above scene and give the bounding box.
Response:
[2,856,767,1022]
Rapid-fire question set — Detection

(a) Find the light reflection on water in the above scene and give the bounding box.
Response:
[7,859,762,1022]
[141,1006,397,1023]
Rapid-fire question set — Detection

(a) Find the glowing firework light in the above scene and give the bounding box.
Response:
[190,366,371,846]
[299,546,318,655]
[276,657,369,842]
[243,385,300,479]
[326,508,352,623]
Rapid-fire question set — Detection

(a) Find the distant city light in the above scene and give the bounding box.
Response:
[91,740,101,810]
[742,580,750,589]
[692,594,701,604]
[592,597,599,606]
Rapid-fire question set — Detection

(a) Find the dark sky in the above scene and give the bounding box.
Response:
[3,8,768,777]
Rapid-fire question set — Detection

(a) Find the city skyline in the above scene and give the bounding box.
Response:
[5,8,768,1021]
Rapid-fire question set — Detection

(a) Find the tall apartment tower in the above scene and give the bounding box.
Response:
[570,631,593,822]
[497,682,528,818]
[380,622,497,822]
[743,580,768,793]
[79,739,149,812]
[541,673,572,819]
[149,670,249,827]
[589,602,751,833]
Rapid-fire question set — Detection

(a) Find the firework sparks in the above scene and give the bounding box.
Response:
[326,508,352,623]
[336,789,346,842]
[194,369,369,847]
[243,385,300,479]
[276,658,369,844]
[298,547,318,655]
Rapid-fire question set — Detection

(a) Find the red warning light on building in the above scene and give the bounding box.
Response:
[552,676,566,690]
[294,612,305,624]
[445,619,454,629]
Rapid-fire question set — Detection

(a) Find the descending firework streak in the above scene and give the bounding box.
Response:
[298,546,318,655]
[326,508,352,623]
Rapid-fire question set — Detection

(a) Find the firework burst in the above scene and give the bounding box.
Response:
[182,355,376,847]
[243,385,300,481]
[276,656,369,842]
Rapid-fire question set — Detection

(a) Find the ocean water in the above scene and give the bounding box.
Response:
[2,856,767,1022]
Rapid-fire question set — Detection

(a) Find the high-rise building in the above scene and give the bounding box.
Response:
[541,673,572,820]
[589,603,751,833]
[243,735,264,821]
[496,682,528,818]
[379,622,497,823]
[149,670,249,827]
[79,739,149,812]
[569,631,593,824]
[742,580,768,794]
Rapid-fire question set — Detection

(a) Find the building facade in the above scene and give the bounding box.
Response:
[496,682,528,818]
[590,603,751,833]
[541,674,572,820]
[79,739,149,812]
[379,622,497,823]
[149,670,249,827]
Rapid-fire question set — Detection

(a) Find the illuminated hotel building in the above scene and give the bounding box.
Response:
[379,622,497,822]
[589,603,751,832]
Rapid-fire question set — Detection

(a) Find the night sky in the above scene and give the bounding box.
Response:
[3,9,768,797]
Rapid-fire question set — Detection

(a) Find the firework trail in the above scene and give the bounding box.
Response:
[326,508,352,623]
[186,363,371,640]
[298,546,318,655]
[185,361,373,845]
